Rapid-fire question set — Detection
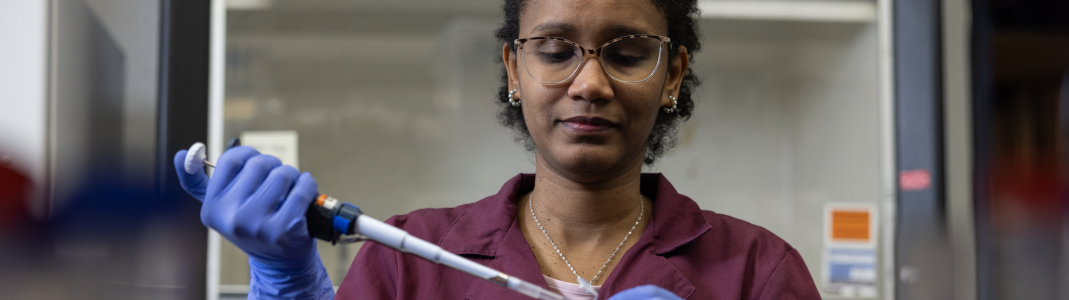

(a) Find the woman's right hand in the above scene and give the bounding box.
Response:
[174,147,334,299]
[172,146,319,270]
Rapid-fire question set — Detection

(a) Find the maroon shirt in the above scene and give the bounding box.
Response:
[336,174,821,299]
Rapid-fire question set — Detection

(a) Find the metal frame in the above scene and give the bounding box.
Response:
[157,0,213,298]
[207,0,227,299]
[893,0,956,298]
[969,0,994,297]
[514,34,671,84]
[877,0,898,298]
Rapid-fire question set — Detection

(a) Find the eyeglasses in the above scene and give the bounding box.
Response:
[514,34,671,84]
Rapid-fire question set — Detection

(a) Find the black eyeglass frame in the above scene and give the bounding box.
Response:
[514,34,673,84]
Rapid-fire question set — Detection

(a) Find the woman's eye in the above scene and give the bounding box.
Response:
[539,51,575,63]
[605,51,647,66]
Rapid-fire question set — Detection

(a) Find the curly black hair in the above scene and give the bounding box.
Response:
[494,0,702,165]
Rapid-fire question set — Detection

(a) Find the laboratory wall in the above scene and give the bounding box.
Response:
[216,1,888,299]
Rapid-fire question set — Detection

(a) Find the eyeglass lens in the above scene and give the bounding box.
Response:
[521,37,663,83]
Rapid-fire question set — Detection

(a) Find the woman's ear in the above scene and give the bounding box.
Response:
[661,46,689,107]
[504,43,521,96]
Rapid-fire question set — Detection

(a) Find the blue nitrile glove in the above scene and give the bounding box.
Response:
[174,147,334,300]
[608,285,684,300]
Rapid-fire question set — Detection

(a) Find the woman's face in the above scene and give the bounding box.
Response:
[505,0,688,182]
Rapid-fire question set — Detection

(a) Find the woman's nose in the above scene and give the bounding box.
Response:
[567,57,614,103]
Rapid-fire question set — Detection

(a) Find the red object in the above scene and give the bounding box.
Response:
[990,159,1067,225]
[899,169,931,191]
[336,174,822,299]
[0,164,30,229]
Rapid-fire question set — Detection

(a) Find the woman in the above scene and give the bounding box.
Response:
[175,0,821,299]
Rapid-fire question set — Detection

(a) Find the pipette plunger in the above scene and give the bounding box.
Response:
[183,142,210,174]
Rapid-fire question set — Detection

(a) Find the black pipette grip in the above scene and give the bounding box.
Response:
[305,194,363,244]
[306,195,337,242]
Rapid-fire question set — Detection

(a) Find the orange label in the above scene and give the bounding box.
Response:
[831,211,870,241]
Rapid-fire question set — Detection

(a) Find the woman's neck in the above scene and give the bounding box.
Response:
[526,156,648,244]
[520,156,652,284]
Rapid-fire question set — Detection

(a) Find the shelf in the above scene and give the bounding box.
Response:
[699,0,876,23]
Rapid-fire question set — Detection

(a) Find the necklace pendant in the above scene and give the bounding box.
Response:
[577,275,598,299]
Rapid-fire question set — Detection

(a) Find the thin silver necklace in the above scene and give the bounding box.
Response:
[528,192,643,293]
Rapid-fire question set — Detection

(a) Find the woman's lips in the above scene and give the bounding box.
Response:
[560,116,617,133]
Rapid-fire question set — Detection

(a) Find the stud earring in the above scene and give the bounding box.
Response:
[663,96,678,114]
[508,89,521,107]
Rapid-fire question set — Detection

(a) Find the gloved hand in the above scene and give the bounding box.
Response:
[174,147,333,299]
[607,285,683,300]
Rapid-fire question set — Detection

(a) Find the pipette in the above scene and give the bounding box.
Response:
[183,142,564,300]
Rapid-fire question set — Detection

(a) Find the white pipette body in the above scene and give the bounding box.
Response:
[355,215,564,300]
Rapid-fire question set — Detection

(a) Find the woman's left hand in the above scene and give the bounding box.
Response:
[607,285,683,300]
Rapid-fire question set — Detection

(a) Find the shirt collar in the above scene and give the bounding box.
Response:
[438,173,711,256]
